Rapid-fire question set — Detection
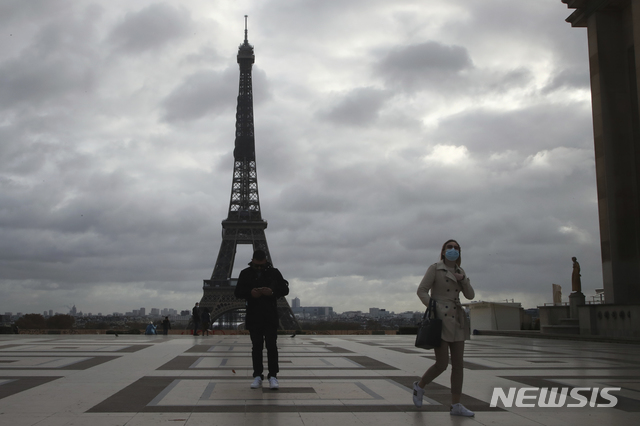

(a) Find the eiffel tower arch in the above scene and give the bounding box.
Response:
[200,18,300,331]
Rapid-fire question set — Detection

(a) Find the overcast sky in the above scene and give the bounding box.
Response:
[1,0,600,316]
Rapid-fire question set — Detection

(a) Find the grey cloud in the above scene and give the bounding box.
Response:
[486,68,533,92]
[266,135,598,289]
[0,165,220,284]
[183,45,224,66]
[161,67,270,123]
[108,3,192,54]
[0,0,77,27]
[376,41,473,91]
[0,17,99,110]
[160,68,237,123]
[0,1,604,316]
[277,184,353,214]
[542,67,590,93]
[319,87,390,126]
[0,59,95,110]
[431,103,593,156]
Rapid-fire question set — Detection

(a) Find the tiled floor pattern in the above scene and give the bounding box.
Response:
[0,334,638,425]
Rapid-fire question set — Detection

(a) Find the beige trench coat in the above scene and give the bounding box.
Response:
[417,260,475,342]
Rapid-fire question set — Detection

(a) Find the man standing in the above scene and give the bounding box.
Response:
[234,249,289,390]
[201,309,211,336]
[192,302,200,336]
[162,316,171,336]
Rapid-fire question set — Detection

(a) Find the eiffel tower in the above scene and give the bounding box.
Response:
[199,17,300,330]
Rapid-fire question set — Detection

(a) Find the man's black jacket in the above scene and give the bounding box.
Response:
[234,263,289,330]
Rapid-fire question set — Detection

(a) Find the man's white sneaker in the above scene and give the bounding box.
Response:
[250,377,263,389]
[412,381,424,407]
[269,376,279,390]
[450,403,474,417]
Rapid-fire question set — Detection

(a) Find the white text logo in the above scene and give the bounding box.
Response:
[490,387,621,408]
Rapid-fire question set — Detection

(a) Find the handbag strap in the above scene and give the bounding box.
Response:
[429,298,437,319]
[423,298,437,320]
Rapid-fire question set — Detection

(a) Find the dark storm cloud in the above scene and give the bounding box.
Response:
[0,0,75,26]
[108,3,192,54]
[0,0,603,315]
[161,68,237,122]
[161,67,270,123]
[542,66,590,93]
[431,103,593,156]
[0,13,99,110]
[0,162,219,284]
[319,87,390,126]
[376,41,473,91]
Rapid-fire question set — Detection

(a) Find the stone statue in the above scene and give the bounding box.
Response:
[552,284,562,305]
[571,257,582,293]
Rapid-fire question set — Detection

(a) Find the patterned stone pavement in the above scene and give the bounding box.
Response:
[0,333,638,425]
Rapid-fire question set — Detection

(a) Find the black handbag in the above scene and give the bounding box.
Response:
[415,299,442,349]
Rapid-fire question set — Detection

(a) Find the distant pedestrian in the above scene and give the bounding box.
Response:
[144,322,157,335]
[192,302,200,336]
[162,316,171,335]
[413,239,476,417]
[201,309,211,336]
[234,249,289,390]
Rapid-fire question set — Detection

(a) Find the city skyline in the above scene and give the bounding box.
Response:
[1,1,598,316]
[4,294,542,319]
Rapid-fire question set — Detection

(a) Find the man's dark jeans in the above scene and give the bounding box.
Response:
[249,326,279,379]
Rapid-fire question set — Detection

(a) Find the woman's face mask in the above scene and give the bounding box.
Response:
[444,248,460,261]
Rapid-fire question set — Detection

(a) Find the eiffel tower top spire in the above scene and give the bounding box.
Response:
[238,15,254,60]
[229,15,261,222]
[244,15,249,44]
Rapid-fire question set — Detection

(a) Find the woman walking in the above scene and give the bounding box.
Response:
[413,239,475,417]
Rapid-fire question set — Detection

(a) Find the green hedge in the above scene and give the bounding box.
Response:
[106,329,141,335]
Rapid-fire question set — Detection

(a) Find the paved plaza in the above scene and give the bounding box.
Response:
[0,333,638,425]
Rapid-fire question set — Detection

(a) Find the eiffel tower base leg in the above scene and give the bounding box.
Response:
[200,285,300,330]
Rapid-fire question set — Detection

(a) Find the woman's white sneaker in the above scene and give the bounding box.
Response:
[412,381,424,407]
[250,377,263,389]
[450,403,474,417]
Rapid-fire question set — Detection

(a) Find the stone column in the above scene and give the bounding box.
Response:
[568,0,640,304]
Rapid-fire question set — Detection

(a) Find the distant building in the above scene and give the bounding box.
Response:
[341,311,363,318]
[150,308,159,316]
[293,306,334,319]
[369,308,390,318]
[139,308,146,316]
[292,297,301,308]
[467,301,523,331]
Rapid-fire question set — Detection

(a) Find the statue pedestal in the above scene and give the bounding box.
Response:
[569,292,585,319]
